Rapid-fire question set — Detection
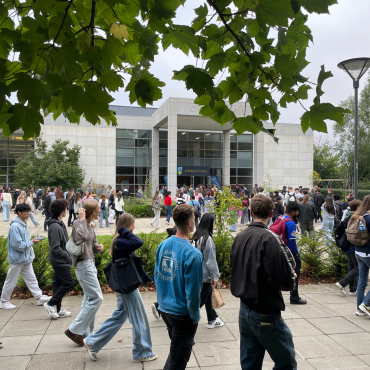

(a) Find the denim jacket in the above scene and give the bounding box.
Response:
[7,217,35,264]
[194,236,220,283]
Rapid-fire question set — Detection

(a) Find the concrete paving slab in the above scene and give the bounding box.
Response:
[143,344,198,369]
[217,308,239,323]
[303,293,354,305]
[27,352,87,370]
[36,333,86,354]
[293,335,351,358]
[9,305,52,321]
[324,303,358,316]
[46,315,77,334]
[344,314,370,331]
[307,355,370,369]
[358,354,370,367]
[194,324,235,343]
[284,318,324,337]
[0,319,50,337]
[201,366,240,370]
[298,285,330,294]
[2,355,32,370]
[281,306,302,319]
[329,332,370,355]
[307,317,364,334]
[262,359,315,370]
[289,304,338,318]
[85,348,142,370]
[0,334,43,356]
[0,308,18,321]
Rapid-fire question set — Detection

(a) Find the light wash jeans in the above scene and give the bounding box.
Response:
[99,209,109,227]
[356,254,370,309]
[321,219,334,243]
[69,259,103,337]
[2,201,10,221]
[29,212,39,227]
[152,208,161,227]
[85,289,154,360]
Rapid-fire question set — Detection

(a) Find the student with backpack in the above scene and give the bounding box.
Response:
[321,196,335,241]
[297,195,317,237]
[334,200,361,300]
[99,193,109,228]
[270,201,307,305]
[345,195,370,316]
[241,195,249,225]
[272,196,284,223]
[333,194,343,228]
[150,190,162,228]
[189,195,201,228]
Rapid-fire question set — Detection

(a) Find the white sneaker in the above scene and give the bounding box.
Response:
[36,295,51,306]
[44,302,59,319]
[0,301,16,310]
[133,353,157,362]
[335,282,346,295]
[359,303,370,316]
[165,221,169,225]
[356,310,367,317]
[83,338,97,361]
[349,291,357,296]
[58,308,72,318]
[207,317,225,329]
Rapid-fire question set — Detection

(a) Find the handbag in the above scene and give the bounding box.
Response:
[212,282,225,309]
[103,246,144,294]
[66,237,85,256]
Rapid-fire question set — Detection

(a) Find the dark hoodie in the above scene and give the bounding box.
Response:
[46,218,71,266]
[333,198,343,224]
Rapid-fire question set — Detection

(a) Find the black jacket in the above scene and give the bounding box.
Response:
[46,218,71,267]
[230,222,293,314]
[298,202,317,221]
[314,193,325,207]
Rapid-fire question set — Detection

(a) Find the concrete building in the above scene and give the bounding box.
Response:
[0,98,313,193]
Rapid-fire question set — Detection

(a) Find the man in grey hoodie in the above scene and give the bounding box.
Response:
[333,194,343,228]
[44,199,74,319]
[44,186,56,232]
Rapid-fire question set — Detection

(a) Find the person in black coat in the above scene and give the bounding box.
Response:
[82,213,157,363]
[314,189,325,223]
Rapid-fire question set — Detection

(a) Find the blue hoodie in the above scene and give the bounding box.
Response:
[154,235,203,323]
[7,217,35,264]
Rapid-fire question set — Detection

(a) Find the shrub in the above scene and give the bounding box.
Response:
[0,236,9,290]
[94,235,114,287]
[320,188,370,201]
[322,232,348,280]
[213,231,234,283]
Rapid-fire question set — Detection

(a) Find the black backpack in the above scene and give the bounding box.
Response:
[100,200,106,210]
[334,219,351,251]
[43,195,52,211]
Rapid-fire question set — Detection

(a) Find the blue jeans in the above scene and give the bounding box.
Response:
[69,259,103,337]
[229,211,237,232]
[239,302,297,370]
[321,219,334,242]
[99,209,109,227]
[2,201,10,221]
[165,205,172,223]
[86,289,154,360]
[356,254,370,309]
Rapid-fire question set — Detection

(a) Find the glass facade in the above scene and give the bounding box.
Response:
[0,133,34,188]
[230,133,253,188]
[116,129,152,193]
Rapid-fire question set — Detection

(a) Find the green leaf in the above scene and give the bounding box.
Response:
[300,0,337,14]
[192,4,208,32]
[99,70,124,91]
[233,116,262,135]
[7,104,42,140]
[206,54,225,77]
[314,64,333,105]
[295,84,311,100]
[162,25,200,57]
[274,54,299,76]
[256,0,296,27]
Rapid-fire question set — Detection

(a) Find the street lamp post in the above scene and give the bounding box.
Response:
[338,58,370,199]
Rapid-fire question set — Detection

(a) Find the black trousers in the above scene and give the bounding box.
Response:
[68,209,77,226]
[49,265,75,312]
[316,206,323,222]
[290,254,301,300]
[200,283,217,323]
[339,252,359,293]
[44,209,51,230]
[160,311,198,370]
[115,210,123,225]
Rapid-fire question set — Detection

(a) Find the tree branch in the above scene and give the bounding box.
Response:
[89,0,96,47]
[54,0,73,45]
[110,5,119,20]
[222,10,249,17]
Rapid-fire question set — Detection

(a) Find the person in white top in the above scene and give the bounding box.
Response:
[25,192,40,227]
[99,194,109,228]
[114,191,125,225]
[2,188,13,221]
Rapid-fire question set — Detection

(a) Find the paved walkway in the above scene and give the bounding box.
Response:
[2,285,370,369]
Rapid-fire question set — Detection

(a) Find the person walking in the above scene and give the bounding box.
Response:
[25,192,40,227]
[314,188,325,223]
[105,185,112,199]
[108,190,116,224]
[65,200,104,345]
[335,200,361,298]
[44,187,56,232]
[44,199,74,319]
[73,192,83,221]
[297,195,317,237]
[83,214,157,363]
[154,204,203,370]
[189,195,201,228]
[272,196,284,223]
[55,186,64,200]
[137,185,144,198]
[67,191,77,227]
[164,191,172,225]
[333,194,343,228]
[151,190,161,228]
[114,191,125,225]
[230,195,297,370]
[350,196,370,317]
[203,192,214,213]
[240,194,249,225]
[98,193,109,228]
[321,196,335,241]
[0,204,50,309]
[82,190,93,204]
[2,188,12,222]
[191,213,224,328]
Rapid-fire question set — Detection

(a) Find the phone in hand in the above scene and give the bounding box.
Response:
[35,236,45,241]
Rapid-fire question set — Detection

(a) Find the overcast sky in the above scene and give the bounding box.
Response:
[111,0,369,139]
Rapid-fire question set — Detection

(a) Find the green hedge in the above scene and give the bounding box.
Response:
[124,203,176,218]
[320,188,370,200]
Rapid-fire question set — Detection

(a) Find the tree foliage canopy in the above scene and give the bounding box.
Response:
[1,0,349,141]
[313,140,339,180]
[14,137,84,189]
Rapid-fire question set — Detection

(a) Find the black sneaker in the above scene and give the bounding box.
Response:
[290,297,307,305]
[151,302,161,320]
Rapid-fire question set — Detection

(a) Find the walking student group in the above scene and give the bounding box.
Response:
[2,187,370,370]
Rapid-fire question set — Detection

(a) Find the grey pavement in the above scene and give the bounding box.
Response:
[2,285,370,369]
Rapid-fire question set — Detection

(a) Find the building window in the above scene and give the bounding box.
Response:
[116,129,152,193]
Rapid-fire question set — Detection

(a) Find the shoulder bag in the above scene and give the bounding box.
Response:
[66,237,85,256]
[212,280,225,309]
[103,243,144,294]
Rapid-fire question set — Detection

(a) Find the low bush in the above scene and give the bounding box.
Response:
[320,188,370,200]
[213,231,234,283]
[0,236,9,289]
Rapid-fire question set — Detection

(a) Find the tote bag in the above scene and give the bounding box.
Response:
[212,282,225,309]
[103,247,144,294]
[66,237,85,256]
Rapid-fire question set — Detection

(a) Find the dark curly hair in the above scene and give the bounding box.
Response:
[173,204,194,230]
[50,199,69,218]
[250,194,274,219]
[15,203,31,215]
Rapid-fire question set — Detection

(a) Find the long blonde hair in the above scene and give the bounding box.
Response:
[110,213,135,255]
[83,199,99,222]
[352,195,370,221]
[152,190,159,200]
[302,194,310,205]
